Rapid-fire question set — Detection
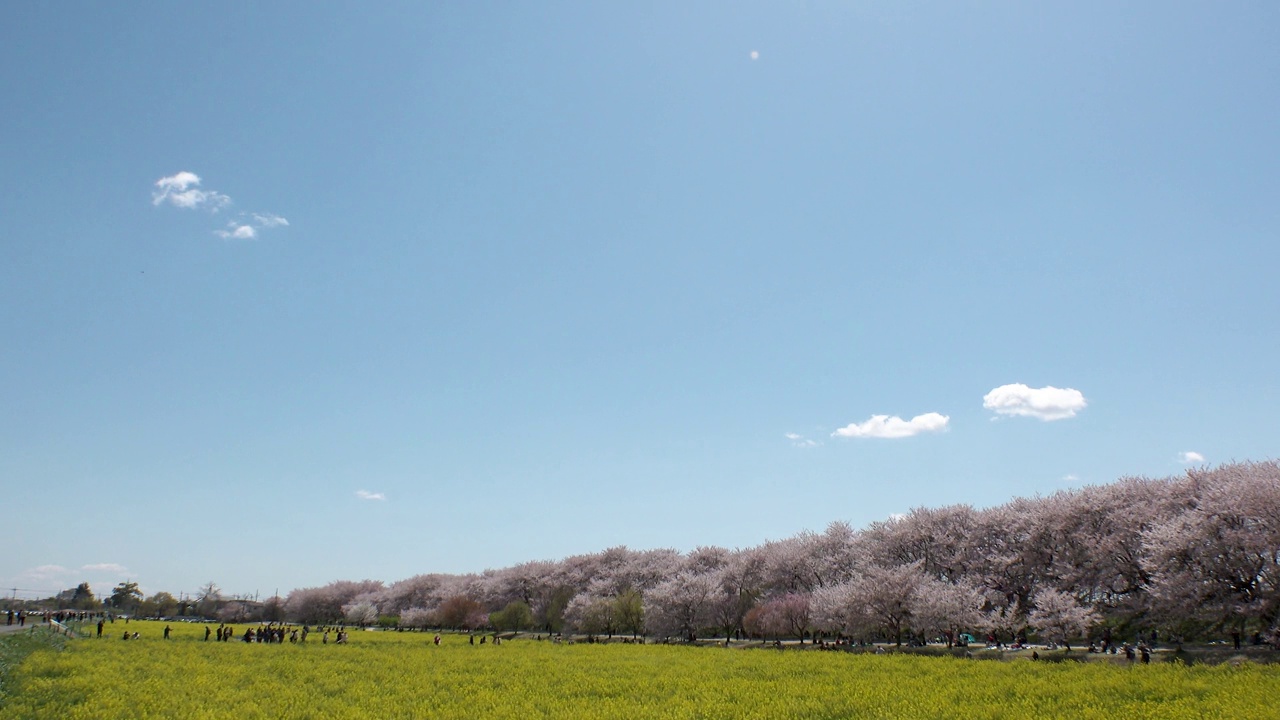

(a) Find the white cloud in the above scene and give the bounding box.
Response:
[355,490,386,501]
[153,171,288,239]
[983,383,1087,421]
[152,171,231,210]
[784,432,819,448]
[831,412,949,439]
[750,50,760,60]
[1179,451,1205,464]
[81,563,128,573]
[252,213,289,228]
[23,565,70,581]
[215,223,257,240]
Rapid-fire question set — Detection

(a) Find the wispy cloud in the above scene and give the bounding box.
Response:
[983,383,1086,421]
[152,171,231,211]
[81,563,128,573]
[252,213,289,228]
[831,412,949,439]
[1178,451,1205,464]
[355,490,386,501]
[152,170,288,240]
[22,565,70,581]
[784,432,820,448]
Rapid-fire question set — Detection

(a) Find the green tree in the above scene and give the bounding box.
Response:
[538,586,574,633]
[614,589,644,637]
[139,592,178,618]
[109,582,143,613]
[490,601,534,633]
[71,582,96,610]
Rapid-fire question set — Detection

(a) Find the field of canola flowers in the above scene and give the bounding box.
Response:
[2,621,1278,719]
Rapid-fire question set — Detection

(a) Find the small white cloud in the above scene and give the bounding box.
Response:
[252,213,289,228]
[215,223,257,240]
[23,565,70,581]
[983,383,1087,421]
[784,432,819,448]
[1178,451,1205,464]
[750,50,759,60]
[1063,474,1080,484]
[886,513,907,522]
[831,412,949,439]
[153,171,288,240]
[81,563,128,573]
[355,490,386,501]
[152,171,231,211]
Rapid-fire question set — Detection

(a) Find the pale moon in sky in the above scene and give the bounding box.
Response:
[750,50,759,60]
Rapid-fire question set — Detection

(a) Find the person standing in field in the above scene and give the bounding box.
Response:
[205,626,211,641]
[97,620,104,638]
[164,625,171,640]
[434,634,441,646]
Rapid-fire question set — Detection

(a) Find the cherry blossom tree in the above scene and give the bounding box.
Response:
[848,563,927,646]
[1144,461,1280,636]
[862,505,977,582]
[810,581,857,637]
[911,578,984,646]
[1028,588,1098,650]
[399,606,432,630]
[343,600,379,627]
[770,593,812,643]
[285,580,383,625]
[644,573,715,641]
[705,549,765,641]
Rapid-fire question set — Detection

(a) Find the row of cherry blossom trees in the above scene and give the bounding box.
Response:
[284,462,1279,645]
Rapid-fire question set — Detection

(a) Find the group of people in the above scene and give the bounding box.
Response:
[96,621,362,645]
[206,623,310,644]
[206,623,356,645]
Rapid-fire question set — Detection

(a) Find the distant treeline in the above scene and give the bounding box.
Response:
[278,462,1279,644]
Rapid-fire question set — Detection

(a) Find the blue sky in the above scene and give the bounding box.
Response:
[3,1,1277,601]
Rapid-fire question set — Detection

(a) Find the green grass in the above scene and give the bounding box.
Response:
[0,629,68,707]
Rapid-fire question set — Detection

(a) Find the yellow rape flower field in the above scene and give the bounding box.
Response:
[3,622,1278,719]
